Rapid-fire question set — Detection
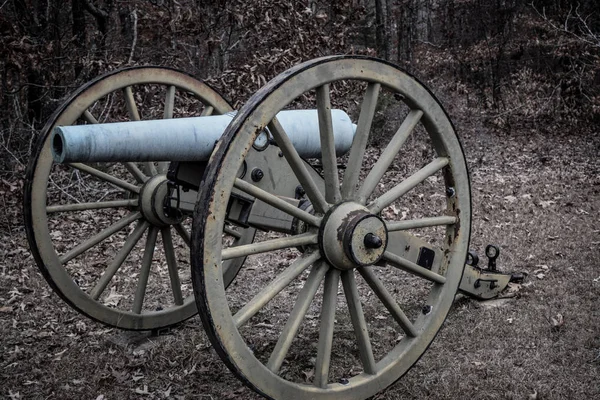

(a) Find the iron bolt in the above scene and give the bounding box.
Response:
[295,185,306,198]
[339,378,349,385]
[278,150,284,157]
[251,168,264,182]
[422,305,432,315]
[446,187,455,197]
[364,233,383,249]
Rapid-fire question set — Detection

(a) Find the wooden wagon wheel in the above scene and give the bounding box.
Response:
[192,56,471,399]
[24,66,255,330]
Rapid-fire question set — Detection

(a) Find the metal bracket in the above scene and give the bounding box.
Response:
[458,245,513,300]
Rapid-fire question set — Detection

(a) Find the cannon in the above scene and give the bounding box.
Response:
[24,56,518,400]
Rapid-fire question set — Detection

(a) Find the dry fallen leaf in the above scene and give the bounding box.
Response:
[53,348,67,361]
[539,200,555,208]
[551,313,564,330]
[135,385,151,395]
[506,282,522,293]
[132,373,144,382]
[301,369,315,382]
[104,287,124,307]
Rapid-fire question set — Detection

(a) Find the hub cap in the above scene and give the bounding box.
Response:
[139,174,182,227]
[321,202,388,270]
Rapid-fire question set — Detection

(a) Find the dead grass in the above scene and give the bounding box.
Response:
[1,118,599,399]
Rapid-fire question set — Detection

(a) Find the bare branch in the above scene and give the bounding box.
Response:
[82,0,108,19]
[128,9,138,64]
[531,2,600,49]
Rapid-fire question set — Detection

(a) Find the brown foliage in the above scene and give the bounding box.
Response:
[0,0,598,173]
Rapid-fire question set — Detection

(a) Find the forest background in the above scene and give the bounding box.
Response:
[1,0,598,172]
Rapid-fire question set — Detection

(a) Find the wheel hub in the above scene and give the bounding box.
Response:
[139,174,182,227]
[320,202,388,270]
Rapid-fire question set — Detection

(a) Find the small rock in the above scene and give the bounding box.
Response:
[551,313,564,330]
[480,298,513,309]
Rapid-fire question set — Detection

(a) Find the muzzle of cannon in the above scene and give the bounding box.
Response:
[51,109,357,163]
[24,58,521,400]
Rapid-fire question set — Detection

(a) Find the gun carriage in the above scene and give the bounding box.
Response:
[24,56,518,400]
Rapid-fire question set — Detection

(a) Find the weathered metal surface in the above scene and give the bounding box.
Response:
[388,232,512,299]
[52,109,356,163]
[458,245,512,300]
[320,202,388,269]
[458,264,512,300]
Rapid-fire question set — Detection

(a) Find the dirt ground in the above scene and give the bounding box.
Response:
[1,106,599,400]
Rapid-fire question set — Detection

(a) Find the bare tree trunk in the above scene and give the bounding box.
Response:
[82,0,112,51]
[397,0,414,65]
[375,0,390,59]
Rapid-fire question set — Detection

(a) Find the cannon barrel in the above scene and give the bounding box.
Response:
[52,109,356,163]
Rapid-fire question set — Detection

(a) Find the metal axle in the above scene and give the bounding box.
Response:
[52,109,356,163]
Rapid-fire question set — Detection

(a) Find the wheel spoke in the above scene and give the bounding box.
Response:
[368,157,449,214]
[47,199,138,214]
[316,84,341,203]
[233,252,320,328]
[132,226,159,314]
[123,86,141,121]
[174,223,191,247]
[163,85,175,119]
[222,232,317,261]
[59,212,141,264]
[357,110,423,203]
[144,162,159,177]
[386,216,457,231]
[69,163,141,194]
[358,267,417,337]
[383,251,446,284]
[314,268,340,388]
[341,270,376,374]
[340,83,380,200]
[162,227,183,306]
[82,110,99,124]
[268,118,329,213]
[266,261,329,374]
[90,220,149,300]
[201,105,214,116]
[158,85,177,174]
[223,225,242,239]
[234,178,321,227]
[123,162,148,183]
